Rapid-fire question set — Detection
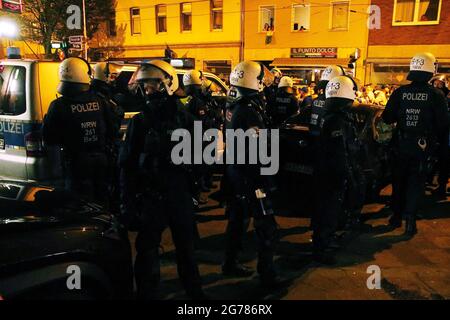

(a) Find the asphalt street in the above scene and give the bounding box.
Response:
[129,180,450,300]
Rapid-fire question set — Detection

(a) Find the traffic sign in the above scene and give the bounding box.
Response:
[70,43,83,50]
[69,35,84,44]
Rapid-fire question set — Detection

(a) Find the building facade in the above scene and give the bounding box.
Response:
[243,0,371,85]
[367,0,450,85]
[91,0,242,80]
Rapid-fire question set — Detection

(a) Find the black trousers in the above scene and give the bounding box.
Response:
[134,175,202,299]
[312,176,346,250]
[224,166,278,277]
[64,152,109,205]
[437,131,449,189]
[391,151,427,219]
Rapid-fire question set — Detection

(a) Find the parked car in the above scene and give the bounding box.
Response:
[0,180,133,300]
[273,103,394,217]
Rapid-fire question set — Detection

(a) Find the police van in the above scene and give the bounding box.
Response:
[0,50,62,183]
[0,52,228,184]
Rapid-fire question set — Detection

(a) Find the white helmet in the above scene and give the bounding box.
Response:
[325,76,357,101]
[58,57,91,85]
[430,74,449,89]
[230,61,264,92]
[278,76,294,88]
[183,70,203,86]
[57,57,92,94]
[93,62,113,82]
[271,67,283,79]
[134,60,179,96]
[320,65,346,81]
[409,52,437,74]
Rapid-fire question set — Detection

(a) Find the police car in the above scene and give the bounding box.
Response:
[0,51,228,184]
[0,48,62,183]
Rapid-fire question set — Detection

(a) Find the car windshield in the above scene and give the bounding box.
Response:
[0,65,26,116]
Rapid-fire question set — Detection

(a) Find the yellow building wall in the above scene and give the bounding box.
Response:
[110,0,242,69]
[244,0,371,80]
[368,45,450,60]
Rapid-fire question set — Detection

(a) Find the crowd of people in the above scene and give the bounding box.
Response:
[41,52,449,299]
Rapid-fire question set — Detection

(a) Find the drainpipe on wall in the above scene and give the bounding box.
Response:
[239,0,245,62]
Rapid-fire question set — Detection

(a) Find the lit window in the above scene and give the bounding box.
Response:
[393,0,441,25]
[331,2,349,30]
[292,4,310,31]
[130,7,141,35]
[181,3,192,32]
[260,6,275,32]
[211,0,223,30]
[156,4,167,33]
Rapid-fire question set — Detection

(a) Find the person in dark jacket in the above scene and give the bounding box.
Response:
[313,75,364,265]
[269,76,299,127]
[43,57,115,205]
[119,60,204,299]
[382,52,449,236]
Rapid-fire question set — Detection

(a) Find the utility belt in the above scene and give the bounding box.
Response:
[394,129,437,155]
[228,166,275,218]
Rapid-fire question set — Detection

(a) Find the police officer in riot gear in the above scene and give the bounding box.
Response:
[43,57,115,204]
[429,74,450,197]
[269,76,299,127]
[313,76,363,264]
[91,62,125,212]
[91,62,125,130]
[382,52,449,236]
[264,67,283,108]
[309,65,346,231]
[119,60,204,299]
[183,70,214,200]
[309,66,346,135]
[223,61,280,287]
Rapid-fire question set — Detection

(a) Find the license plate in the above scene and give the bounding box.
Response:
[0,138,4,150]
[284,162,313,175]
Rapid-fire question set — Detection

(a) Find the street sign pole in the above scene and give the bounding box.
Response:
[82,0,88,61]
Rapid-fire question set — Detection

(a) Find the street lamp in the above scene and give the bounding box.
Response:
[0,18,19,39]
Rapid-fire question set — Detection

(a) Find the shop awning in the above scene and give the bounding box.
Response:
[271,58,349,67]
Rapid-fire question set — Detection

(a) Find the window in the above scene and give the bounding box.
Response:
[156,4,167,33]
[292,4,310,31]
[393,0,441,25]
[260,6,275,32]
[130,7,141,35]
[331,2,349,30]
[211,0,223,30]
[0,66,26,116]
[181,3,192,32]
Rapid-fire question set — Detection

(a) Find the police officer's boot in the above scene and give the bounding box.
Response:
[222,260,254,277]
[432,185,448,199]
[312,248,337,265]
[388,214,402,229]
[259,269,283,289]
[134,249,161,299]
[404,215,417,237]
